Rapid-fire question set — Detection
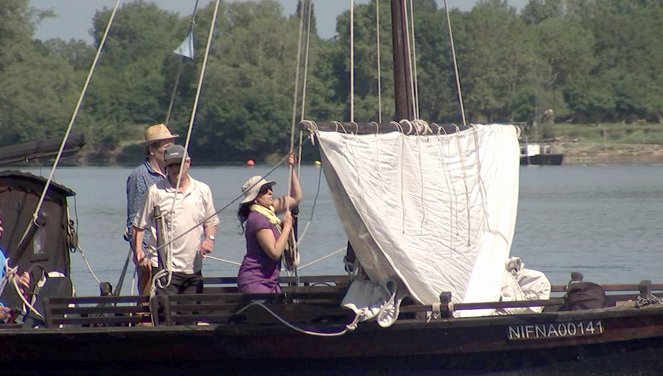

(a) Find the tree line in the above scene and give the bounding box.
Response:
[0,0,660,164]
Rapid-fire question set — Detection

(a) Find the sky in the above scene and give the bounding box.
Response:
[30,0,527,43]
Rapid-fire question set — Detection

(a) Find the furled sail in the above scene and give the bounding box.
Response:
[317,123,519,315]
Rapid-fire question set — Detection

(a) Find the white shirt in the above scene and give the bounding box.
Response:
[133,176,219,274]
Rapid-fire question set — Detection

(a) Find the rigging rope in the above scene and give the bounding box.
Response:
[375,0,383,123]
[349,0,355,122]
[16,0,122,254]
[156,0,222,292]
[235,301,359,337]
[407,0,420,119]
[443,0,467,126]
[164,0,200,125]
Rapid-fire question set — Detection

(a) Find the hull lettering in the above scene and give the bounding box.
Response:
[508,321,604,340]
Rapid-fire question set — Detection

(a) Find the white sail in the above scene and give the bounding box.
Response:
[318,123,520,316]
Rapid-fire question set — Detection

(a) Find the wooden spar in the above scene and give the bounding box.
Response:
[391,0,415,121]
[0,132,85,165]
[298,120,468,134]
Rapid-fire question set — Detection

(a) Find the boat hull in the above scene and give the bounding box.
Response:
[3,305,663,374]
[520,153,564,166]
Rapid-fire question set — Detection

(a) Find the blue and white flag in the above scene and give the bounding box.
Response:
[174,29,194,60]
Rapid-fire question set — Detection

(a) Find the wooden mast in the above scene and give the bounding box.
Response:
[301,0,457,134]
[391,0,414,121]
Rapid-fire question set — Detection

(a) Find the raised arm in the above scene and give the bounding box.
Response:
[273,154,302,214]
[256,211,293,260]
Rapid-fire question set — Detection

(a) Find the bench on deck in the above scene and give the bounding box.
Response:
[42,295,150,328]
[157,275,353,326]
[201,275,351,294]
[34,275,351,328]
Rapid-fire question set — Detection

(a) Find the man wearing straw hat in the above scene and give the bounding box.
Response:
[125,123,178,296]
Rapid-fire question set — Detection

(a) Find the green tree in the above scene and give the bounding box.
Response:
[190,0,302,162]
[568,0,663,122]
[84,1,190,154]
[454,0,536,123]
[0,0,79,146]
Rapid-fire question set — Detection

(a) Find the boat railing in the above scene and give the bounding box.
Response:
[9,278,661,329]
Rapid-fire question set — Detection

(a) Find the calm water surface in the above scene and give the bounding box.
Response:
[21,165,663,297]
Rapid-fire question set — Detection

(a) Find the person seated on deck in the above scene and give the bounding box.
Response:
[236,154,302,293]
[0,218,30,323]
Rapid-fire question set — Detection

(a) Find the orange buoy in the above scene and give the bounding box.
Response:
[246,159,256,167]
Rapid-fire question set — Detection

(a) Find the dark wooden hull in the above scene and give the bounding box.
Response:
[520,153,564,166]
[2,304,663,374]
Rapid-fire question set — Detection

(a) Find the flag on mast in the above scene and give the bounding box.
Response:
[174,28,194,60]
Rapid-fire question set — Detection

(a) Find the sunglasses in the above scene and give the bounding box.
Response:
[259,185,273,195]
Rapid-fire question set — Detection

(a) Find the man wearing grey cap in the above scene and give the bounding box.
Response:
[132,144,219,297]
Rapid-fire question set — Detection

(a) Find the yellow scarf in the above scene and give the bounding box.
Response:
[250,204,281,227]
[249,204,299,270]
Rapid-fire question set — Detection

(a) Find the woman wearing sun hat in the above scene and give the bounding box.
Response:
[236,154,302,293]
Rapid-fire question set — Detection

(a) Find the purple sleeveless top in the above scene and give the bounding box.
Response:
[237,211,282,293]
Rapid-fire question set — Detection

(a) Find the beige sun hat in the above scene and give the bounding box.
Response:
[143,123,178,145]
[241,175,276,204]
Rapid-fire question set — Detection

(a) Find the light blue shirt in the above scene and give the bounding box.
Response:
[0,248,5,278]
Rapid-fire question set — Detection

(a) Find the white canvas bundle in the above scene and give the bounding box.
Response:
[317,123,520,317]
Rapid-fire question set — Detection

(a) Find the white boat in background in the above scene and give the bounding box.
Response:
[521,141,564,165]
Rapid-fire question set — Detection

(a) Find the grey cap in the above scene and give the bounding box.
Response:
[164,144,189,166]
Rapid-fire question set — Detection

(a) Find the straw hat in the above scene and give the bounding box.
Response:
[143,123,178,145]
[241,176,276,204]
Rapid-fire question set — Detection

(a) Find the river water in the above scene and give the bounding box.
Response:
[17,164,663,297]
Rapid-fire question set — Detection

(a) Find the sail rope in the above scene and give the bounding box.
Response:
[151,150,289,259]
[297,246,346,269]
[434,125,458,255]
[375,0,383,123]
[407,0,420,119]
[153,0,222,292]
[282,0,312,280]
[14,0,122,258]
[115,0,202,296]
[235,301,360,337]
[2,259,44,320]
[164,0,200,125]
[443,0,467,126]
[204,255,241,266]
[349,0,355,122]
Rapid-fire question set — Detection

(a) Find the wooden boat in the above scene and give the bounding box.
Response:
[2,1,662,375]
[520,141,564,166]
